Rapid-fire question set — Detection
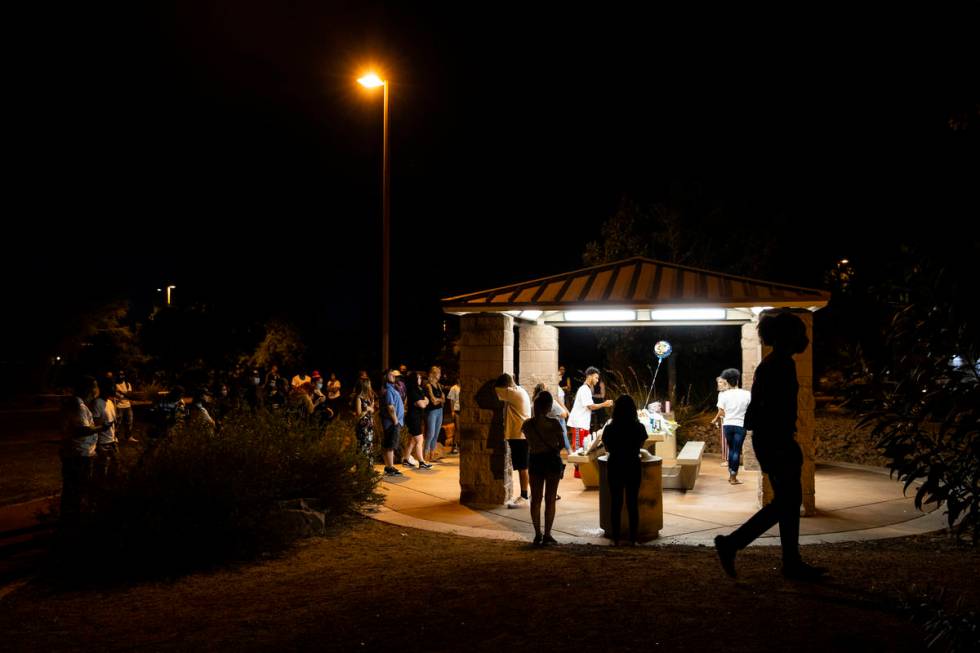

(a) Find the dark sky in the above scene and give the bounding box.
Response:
[6,2,977,373]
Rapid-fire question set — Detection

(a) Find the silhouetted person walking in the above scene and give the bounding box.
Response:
[715,311,827,581]
[602,395,648,545]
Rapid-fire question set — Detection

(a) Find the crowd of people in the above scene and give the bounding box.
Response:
[57,363,462,519]
[57,311,824,579]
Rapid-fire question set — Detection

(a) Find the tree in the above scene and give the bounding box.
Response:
[851,246,980,543]
[251,319,306,371]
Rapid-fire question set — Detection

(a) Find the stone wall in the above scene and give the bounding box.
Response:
[518,324,559,398]
[458,314,513,506]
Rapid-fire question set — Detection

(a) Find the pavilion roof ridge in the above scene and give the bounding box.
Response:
[442,256,830,306]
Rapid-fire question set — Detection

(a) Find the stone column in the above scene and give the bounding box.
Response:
[458,314,513,507]
[517,324,559,397]
[795,310,817,516]
[740,320,768,506]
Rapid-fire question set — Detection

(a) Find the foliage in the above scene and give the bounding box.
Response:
[851,249,980,543]
[53,411,382,581]
[903,585,980,652]
[251,319,306,371]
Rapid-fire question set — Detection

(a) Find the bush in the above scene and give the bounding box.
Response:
[850,251,980,544]
[55,410,382,580]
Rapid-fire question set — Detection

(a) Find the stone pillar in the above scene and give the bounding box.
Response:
[458,314,513,507]
[744,311,817,516]
[740,320,768,505]
[795,310,817,516]
[517,324,559,397]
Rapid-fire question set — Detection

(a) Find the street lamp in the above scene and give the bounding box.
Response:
[358,71,390,371]
[166,285,176,306]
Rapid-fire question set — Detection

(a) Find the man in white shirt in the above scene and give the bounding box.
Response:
[494,373,531,508]
[713,368,752,484]
[60,376,103,521]
[567,366,614,478]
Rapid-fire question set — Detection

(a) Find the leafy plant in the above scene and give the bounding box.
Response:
[851,251,980,543]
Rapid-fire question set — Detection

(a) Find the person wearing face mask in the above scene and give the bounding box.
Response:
[114,369,136,444]
[311,371,334,423]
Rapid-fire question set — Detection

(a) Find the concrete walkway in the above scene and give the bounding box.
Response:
[370,453,944,546]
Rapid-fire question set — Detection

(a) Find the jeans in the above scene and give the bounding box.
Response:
[723,425,746,474]
[557,417,570,450]
[424,407,443,452]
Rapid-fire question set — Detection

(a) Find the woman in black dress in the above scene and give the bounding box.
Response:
[602,394,648,545]
[402,372,432,470]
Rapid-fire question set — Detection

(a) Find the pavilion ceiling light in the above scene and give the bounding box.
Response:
[750,306,775,315]
[649,309,726,321]
[520,310,543,320]
[565,310,637,322]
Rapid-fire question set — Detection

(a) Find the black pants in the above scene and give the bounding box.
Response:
[728,451,803,564]
[60,456,93,521]
[608,463,641,543]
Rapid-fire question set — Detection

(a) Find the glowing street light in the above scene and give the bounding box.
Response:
[358,69,391,371]
[166,285,176,305]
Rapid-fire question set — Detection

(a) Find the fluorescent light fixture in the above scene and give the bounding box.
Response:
[565,310,636,322]
[520,310,543,320]
[750,306,775,315]
[649,309,726,321]
[504,310,522,316]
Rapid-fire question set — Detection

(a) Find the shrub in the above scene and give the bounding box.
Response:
[55,410,382,580]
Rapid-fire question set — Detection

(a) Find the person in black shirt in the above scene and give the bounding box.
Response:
[602,394,648,545]
[715,311,827,581]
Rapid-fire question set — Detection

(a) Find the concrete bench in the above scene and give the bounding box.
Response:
[662,441,705,491]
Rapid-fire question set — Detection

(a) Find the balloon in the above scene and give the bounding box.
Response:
[654,340,673,360]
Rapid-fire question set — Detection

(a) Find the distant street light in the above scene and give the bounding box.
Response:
[166,285,176,306]
[358,70,391,371]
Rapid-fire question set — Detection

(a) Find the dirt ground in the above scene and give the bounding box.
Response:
[2,517,977,652]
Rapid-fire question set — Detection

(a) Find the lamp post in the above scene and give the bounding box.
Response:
[358,72,390,371]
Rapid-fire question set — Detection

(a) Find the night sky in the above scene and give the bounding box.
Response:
[6,2,977,380]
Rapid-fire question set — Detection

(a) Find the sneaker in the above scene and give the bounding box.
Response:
[401,461,416,469]
[541,534,558,546]
[405,455,418,466]
[715,535,737,578]
[532,534,542,546]
[418,461,433,470]
[783,561,828,581]
[384,467,403,477]
[507,496,528,509]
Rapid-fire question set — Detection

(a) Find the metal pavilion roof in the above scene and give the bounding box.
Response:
[442,257,830,325]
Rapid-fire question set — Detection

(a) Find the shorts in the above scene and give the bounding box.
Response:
[507,439,529,471]
[382,423,401,450]
[529,451,563,477]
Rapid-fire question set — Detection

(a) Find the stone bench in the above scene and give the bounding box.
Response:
[662,441,706,491]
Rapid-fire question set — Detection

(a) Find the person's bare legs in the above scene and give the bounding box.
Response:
[384,449,395,468]
[544,474,560,537]
[519,469,529,497]
[529,474,545,540]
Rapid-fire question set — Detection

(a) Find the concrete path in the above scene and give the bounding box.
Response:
[369,453,944,546]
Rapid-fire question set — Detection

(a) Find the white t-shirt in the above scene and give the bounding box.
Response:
[717,388,752,427]
[568,384,596,430]
[115,381,132,409]
[495,385,531,439]
[63,397,98,457]
[291,375,311,388]
[92,398,117,445]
